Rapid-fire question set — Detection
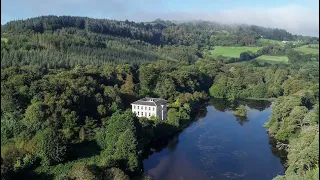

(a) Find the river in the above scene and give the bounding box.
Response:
[143,99,286,180]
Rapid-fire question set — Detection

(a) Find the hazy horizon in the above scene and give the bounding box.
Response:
[1,0,319,36]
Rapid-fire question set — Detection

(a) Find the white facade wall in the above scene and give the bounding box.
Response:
[131,104,167,120]
[131,104,157,118]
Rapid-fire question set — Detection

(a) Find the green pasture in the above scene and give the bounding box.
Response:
[257,38,301,47]
[254,55,289,63]
[209,46,261,58]
[257,38,284,46]
[294,44,319,54]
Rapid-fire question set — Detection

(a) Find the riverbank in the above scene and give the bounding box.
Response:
[262,95,319,179]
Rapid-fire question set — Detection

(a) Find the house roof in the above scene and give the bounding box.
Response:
[131,97,167,106]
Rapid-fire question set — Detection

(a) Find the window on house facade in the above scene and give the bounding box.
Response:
[137,106,139,109]
[137,112,139,115]
[145,107,147,110]
[142,112,143,116]
[149,107,151,110]
[149,113,151,117]
[153,107,155,110]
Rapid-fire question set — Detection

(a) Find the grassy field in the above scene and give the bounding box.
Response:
[254,55,289,63]
[294,44,319,54]
[1,38,8,43]
[209,46,261,58]
[257,38,301,47]
[231,55,289,65]
[257,38,284,46]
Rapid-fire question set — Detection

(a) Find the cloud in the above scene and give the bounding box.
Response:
[127,4,319,36]
[214,5,319,36]
[1,0,318,36]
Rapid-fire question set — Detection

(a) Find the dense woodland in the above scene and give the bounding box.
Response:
[1,16,319,180]
[1,16,319,68]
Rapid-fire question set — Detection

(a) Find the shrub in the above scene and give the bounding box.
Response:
[233,105,248,117]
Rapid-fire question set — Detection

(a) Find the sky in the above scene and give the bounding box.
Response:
[1,0,319,36]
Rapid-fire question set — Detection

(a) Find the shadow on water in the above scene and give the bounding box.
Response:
[209,98,272,112]
[209,98,234,112]
[210,98,271,126]
[238,99,272,111]
[269,136,288,166]
[167,136,179,152]
[193,106,208,120]
[142,106,208,158]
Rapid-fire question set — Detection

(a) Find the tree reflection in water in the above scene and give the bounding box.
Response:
[210,98,271,126]
[234,115,249,126]
[210,98,272,112]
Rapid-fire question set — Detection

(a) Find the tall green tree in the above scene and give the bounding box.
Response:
[32,128,67,165]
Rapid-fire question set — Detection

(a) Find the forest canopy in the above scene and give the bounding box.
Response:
[2,15,318,69]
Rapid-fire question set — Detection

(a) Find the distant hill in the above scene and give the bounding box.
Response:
[1,15,318,68]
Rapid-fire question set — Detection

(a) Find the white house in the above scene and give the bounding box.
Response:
[131,97,167,120]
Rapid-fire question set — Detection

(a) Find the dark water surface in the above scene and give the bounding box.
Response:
[143,100,285,180]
